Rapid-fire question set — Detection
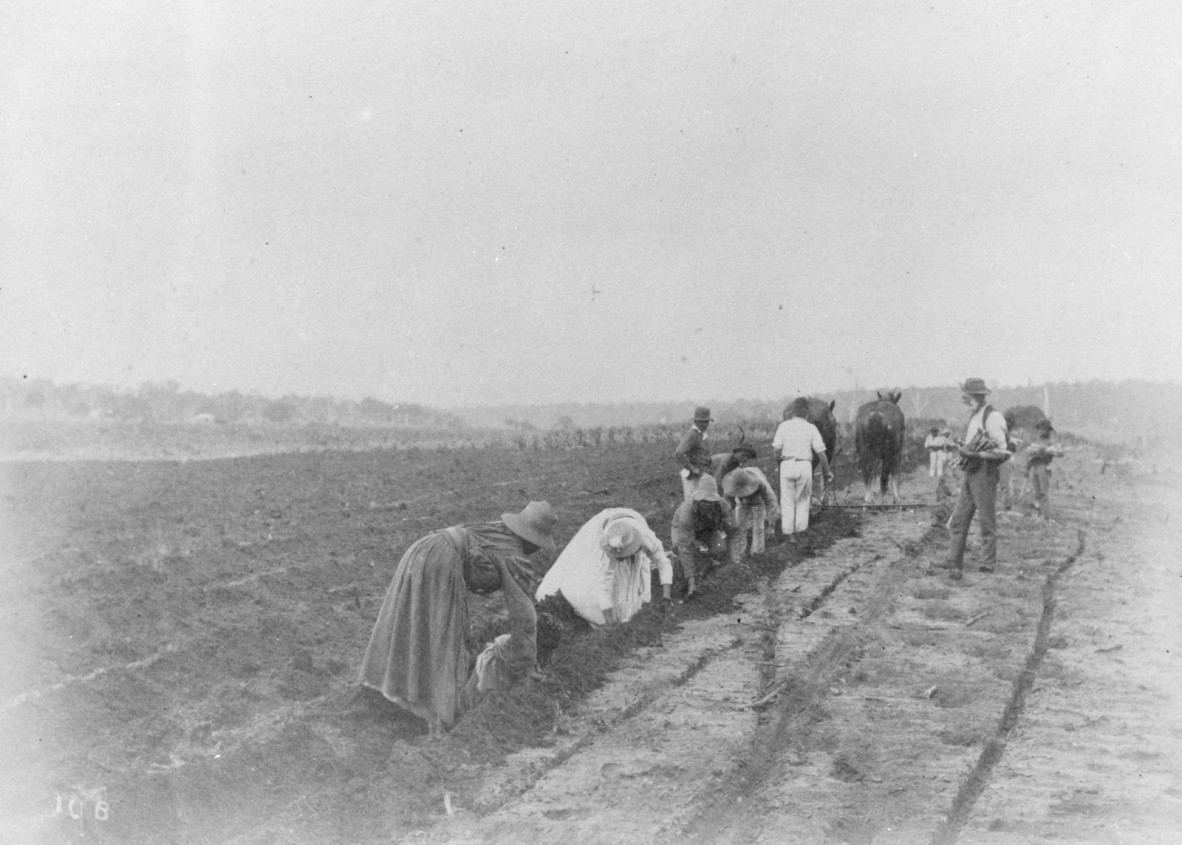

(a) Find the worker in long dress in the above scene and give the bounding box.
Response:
[358,501,557,739]
[535,508,673,627]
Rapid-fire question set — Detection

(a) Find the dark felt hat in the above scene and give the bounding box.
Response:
[960,377,991,395]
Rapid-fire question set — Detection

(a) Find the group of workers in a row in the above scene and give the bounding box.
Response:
[357,382,1062,737]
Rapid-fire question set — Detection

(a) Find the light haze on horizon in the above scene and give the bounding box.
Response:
[3,1,1180,408]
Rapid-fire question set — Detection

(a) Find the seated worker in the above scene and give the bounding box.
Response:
[722,467,779,558]
[670,475,742,601]
[535,508,673,627]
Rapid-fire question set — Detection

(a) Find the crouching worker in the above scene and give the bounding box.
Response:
[671,475,742,601]
[357,502,557,739]
[535,508,673,627]
[722,467,779,558]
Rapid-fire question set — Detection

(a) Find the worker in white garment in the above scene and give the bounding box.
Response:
[535,508,674,627]
[771,397,834,534]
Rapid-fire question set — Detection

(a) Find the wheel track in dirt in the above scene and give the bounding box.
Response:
[466,636,747,818]
[929,527,1086,845]
[666,519,1087,845]
[426,511,925,844]
[671,525,944,844]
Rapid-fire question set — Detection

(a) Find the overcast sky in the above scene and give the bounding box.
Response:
[3,1,1180,407]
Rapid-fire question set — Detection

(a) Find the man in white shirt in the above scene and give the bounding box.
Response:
[924,427,953,479]
[939,378,1011,579]
[771,397,834,535]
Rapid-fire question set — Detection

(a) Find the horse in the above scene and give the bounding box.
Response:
[802,398,838,472]
[854,391,905,503]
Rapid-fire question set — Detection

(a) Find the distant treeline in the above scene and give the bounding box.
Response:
[0,378,466,429]
[457,379,1182,443]
[3,377,1178,444]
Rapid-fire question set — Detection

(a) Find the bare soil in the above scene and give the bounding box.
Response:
[2,435,1179,844]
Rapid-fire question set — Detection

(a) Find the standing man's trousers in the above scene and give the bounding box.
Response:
[946,463,1000,571]
[779,459,813,534]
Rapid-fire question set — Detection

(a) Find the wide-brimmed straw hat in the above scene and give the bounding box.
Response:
[960,377,991,395]
[722,468,759,499]
[693,406,713,422]
[691,475,724,502]
[599,520,642,559]
[501,501,558,551]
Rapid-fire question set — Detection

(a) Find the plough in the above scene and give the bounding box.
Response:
[812,484,931,510]
[820,502,932,510]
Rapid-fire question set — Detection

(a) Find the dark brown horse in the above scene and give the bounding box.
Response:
[855,391,905,503]
[802,398,838,471]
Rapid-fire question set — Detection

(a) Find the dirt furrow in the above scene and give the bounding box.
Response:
[681,506,1080,845]
[464,624,750,817]
[955,482,1182,843]
[423,503,934,845]
[673,513,935,844]
[930,529,1086,845]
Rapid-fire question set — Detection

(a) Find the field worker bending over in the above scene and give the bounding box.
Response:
[675,406,715,499]
[772,397,833,535]
[722,467,779,558]
[710,444,758,490]
[671,475,742,601]
[535,508,673,627]
[358,501,557,739]
[461,549,545,711]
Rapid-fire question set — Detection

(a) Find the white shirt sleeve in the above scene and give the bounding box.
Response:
[638,526,674,586]
[810,423,826,456]
[984,410,1009,450]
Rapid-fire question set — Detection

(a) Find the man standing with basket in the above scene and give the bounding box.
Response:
[938,378,1012,580]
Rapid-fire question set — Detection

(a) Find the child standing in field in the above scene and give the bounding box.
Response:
[924,427,954,480]
[1024,419,1064,518]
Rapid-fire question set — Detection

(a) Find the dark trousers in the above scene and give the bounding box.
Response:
[1030,464,1051,515]
[947,464,999,570]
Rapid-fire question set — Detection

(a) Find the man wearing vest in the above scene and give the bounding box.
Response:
[939,377,1011,580]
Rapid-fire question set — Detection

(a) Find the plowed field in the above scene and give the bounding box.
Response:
[2,437,1179,844]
